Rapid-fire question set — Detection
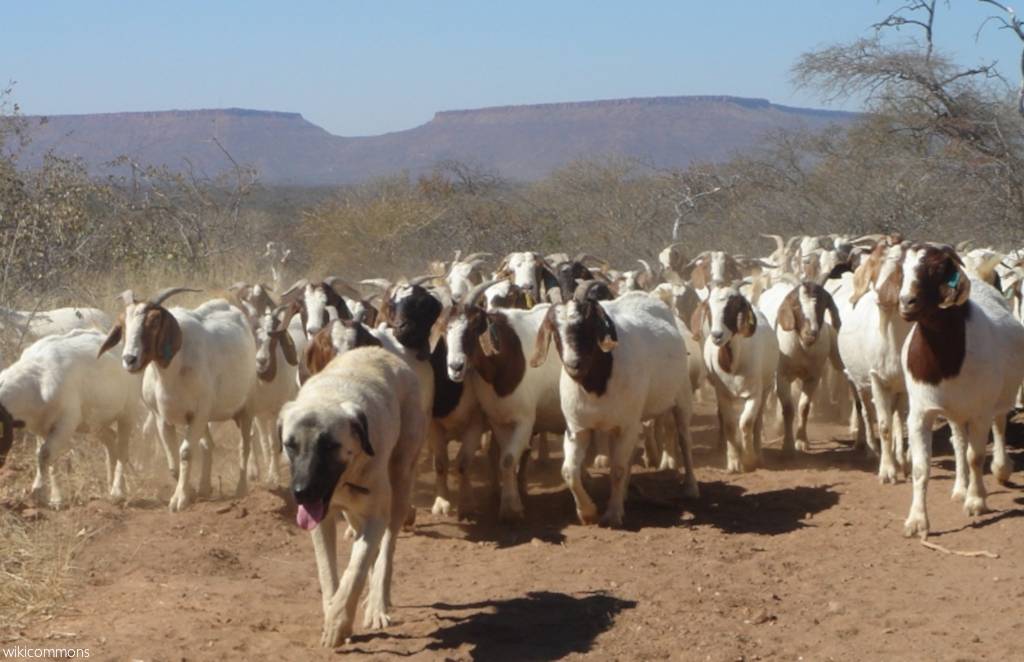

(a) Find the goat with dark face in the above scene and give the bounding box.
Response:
[897,244,1024,538]
[531,283,699,527]
[382,283,443,361]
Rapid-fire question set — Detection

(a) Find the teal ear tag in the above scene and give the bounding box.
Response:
[947,271,960,289]
[161,340,174,362]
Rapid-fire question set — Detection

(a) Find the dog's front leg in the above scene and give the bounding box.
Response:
[320,516,385,648]
[310,512,338,618]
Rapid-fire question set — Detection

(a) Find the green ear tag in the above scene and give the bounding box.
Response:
[161,340,173,362]
[947,271,960,289]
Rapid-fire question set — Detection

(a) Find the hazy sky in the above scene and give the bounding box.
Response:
[6,1,1024,136]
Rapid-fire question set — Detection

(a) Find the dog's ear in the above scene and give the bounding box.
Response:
[352,410,373,457]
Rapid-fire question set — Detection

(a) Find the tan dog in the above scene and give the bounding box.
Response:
[278,347,425,647]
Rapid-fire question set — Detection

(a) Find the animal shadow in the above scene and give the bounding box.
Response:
[425,591,636,661]
[691,480,840,535]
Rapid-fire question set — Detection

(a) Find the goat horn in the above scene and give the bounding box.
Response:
[637,258,654,274]
[409,274,441,287]
[461,252,492,264]
[760,234,785,253]
[465,278,503,308]
[280,278,309,303]
[150,287,201,308]
[574,253,610,270]
[359,278,393,291]
[851,234,885,246]
[323,276,364,301]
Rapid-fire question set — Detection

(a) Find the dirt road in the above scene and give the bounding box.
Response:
[5,407,1024,661]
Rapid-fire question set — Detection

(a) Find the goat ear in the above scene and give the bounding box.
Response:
[351,410,373,457]
[303,328,336,377]
[850,251,882,305]
[154,311,182,368]
[690,262,708,290]
[689,300,708,341]
[738,300,757,337]
[596,304,618,352]
[777,296,797,332]
[940,267,971,309]
[278,330,298,366]
[98,316,124,357]
[478,316,501,357]
[530,309,556,368]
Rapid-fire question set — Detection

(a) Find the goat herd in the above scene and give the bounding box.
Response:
[1,233,1023,647]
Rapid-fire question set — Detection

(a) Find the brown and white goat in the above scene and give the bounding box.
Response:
[898,244,1024,538]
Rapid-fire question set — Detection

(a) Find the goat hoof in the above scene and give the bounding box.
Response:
[878,466,898,485]
[950,485,967,502]
[431,496,452,517]
[599,510,624,528]
[964,496,990,517]
[902,514,929,539]
[992,461,1013,485]
[794,440,809,453]
[681,478,700,499]
[593,455,610,469]
[168,491,191,512]
[498,505,525,524]
[364,605,392,630]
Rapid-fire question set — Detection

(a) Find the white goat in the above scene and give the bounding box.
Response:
[99,288,257,512]
[0,329,142,508]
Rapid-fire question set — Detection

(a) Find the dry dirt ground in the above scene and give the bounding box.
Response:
[3,403,1024,662]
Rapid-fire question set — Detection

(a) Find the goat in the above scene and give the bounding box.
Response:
[247,304,304,483]
[0,329,142,507]
[443,251,492,302]
[0,306,111,347]
[692,285,779,472]
[899,244,1024,538]
[494,252,559,305]
[99,288,257,512]
[758,281,842,453]
[281,347,425,646]
[280,277,364,336]
[836,239,913,482]
[446,280,564,521]
[532,284,699,526]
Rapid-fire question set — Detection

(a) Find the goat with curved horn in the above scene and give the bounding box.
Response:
[461,252,492,264]
[464,278,503,308]
[323,276,364,301]
[359,278,393,291]
[279,278,309,303]
[760,234,785,253]
[150,287,201,307]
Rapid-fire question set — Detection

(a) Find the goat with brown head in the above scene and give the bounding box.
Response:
[99,288,199,373]
[445,279,527,396]
[777,282,842,347]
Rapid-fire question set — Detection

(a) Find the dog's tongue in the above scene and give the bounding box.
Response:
[296,501,325,531]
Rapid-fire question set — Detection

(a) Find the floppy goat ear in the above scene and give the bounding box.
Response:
[689,300,709,342]
[776,294,798,332]
[154,310,182,368]
[277,330,298,366]
[595,303,618,352]
[478,315,502,357]
[530,308,557,367]
[98,314,124,357]
[939,263,971,309]
[737,299,757,337]
[352,410,373,457]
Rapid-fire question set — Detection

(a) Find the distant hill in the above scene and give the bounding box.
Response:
[13,96,856,185]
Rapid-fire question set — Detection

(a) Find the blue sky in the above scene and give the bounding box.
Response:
[5,1,1023,136]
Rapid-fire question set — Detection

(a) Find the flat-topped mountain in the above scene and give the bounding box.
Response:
[14,96,856,185]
